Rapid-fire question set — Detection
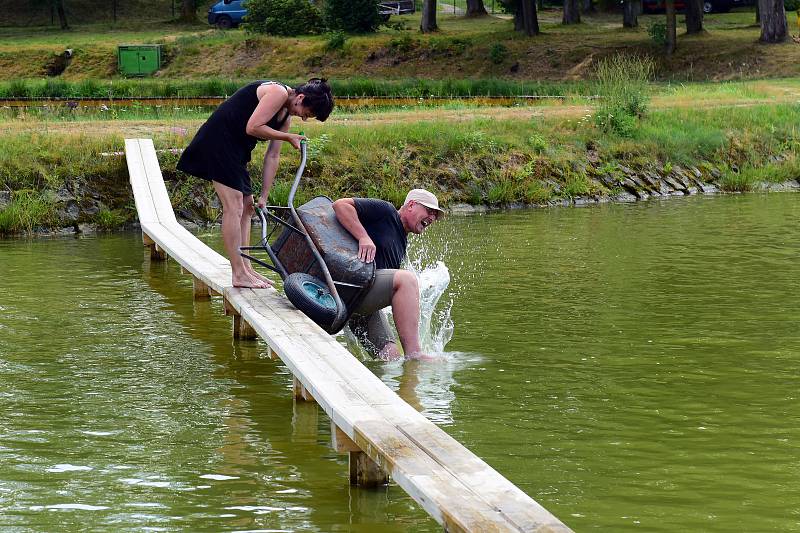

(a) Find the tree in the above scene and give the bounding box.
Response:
[466,0,489,16]
[622,0,638,27]
[665,0,676,54]
[758,0,789,42]
[421,0,438,32]
[500,0,539,34]
[563,0,581,24]
[685,0,704,34]
[244,0,323,35]
[179,0,196,22]
[54,0,69,29]
[520,0,540,34]
[581,0,595,13]
[324,0,381,32]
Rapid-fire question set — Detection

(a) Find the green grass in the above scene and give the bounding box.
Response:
[0,77,593,98]
[0,190,56,233]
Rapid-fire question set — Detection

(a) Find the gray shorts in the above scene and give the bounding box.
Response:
[349,269,397,354]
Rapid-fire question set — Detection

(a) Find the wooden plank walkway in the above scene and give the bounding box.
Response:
[125,138,573,533]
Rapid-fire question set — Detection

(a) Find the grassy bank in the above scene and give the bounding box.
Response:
[1,98,798,234]
[2,9,799,83]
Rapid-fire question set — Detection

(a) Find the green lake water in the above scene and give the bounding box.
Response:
[1,193,799,531]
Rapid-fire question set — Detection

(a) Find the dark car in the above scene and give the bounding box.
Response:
[642,0,737,13]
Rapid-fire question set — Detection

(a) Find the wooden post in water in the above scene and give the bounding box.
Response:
[224,298,258,340]
[293,377,315,402]
[331,422,389,487]
[142,232,166,261]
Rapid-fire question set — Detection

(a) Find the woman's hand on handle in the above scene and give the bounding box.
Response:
[285,133,307,150]
[257,193,268,210]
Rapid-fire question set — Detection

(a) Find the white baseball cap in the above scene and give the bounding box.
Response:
[404,189,444,219]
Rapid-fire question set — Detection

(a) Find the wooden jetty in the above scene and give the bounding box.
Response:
[125,138,573,533]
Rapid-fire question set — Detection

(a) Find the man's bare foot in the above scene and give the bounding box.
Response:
[405,352,437,362]
[377,342,402,361]
[232,273,270,289]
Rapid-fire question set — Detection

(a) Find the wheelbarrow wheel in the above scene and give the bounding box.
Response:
[283,272,338,328]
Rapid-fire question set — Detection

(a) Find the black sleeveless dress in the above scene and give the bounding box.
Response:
[177,81,289,196]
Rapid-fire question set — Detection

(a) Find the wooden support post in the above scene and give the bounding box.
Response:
[293,377,315,402]
[331,422,360,453]
[192,276,211,300]
[350,451,388,487]
[331,423,388,487]
[224,298,257,340]
[233,314,257,340]
[142,232,166,261]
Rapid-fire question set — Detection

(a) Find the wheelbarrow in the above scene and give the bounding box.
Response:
[239,140,375,334]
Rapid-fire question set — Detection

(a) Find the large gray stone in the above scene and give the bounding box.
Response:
[0,190,10,210]
[613,191,638,203]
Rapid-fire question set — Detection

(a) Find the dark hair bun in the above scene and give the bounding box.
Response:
[295,78,334,122]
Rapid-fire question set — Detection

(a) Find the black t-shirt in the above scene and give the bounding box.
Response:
[353,199,407,270]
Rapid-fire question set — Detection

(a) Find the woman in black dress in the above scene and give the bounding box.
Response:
[178,78,334,288]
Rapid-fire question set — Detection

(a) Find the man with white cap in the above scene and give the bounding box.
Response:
[332,189,444,360]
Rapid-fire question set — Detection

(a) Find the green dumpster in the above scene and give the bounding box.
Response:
[117,45,162,76]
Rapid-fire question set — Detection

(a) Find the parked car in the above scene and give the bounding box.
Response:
[642,0,737,13]
[208,0,247,29]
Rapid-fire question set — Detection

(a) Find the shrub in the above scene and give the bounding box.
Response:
[648,21,667,47]
[323,0,381,33]
[528,133,548,154]
[243,0,323,36]
[784,0,799,10]
[325,31,348,51]
[489,43,509,65]
[593,53,654,137]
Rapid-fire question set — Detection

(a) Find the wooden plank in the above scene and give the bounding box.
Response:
[136,138,177,225]
[125,140,159,225]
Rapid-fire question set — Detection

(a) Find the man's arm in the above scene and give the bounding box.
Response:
[332,198,376,263]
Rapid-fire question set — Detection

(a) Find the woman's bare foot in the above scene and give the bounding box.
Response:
[246,267,273,286]
[232,273,270,289]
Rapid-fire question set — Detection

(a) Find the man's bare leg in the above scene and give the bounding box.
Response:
[213,182,268,288]
[239,194,273,286]
[390,270,433,360]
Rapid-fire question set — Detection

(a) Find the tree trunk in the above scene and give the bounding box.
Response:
[758,0,788,41]
[421,0,438,32]
[623,0,638,27]
[581,0,594,14]
[665,0,676,54]
[466,0,489,16]
[520,0,540,34]
[54,0,69,29]
[538,0,544,9]
[755,1,760,22]
[179,0,196,22]
[563,0,581,24]
[514,6,524,30]
[685,0,703,33]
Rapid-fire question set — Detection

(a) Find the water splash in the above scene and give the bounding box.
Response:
[412,260,454,354]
